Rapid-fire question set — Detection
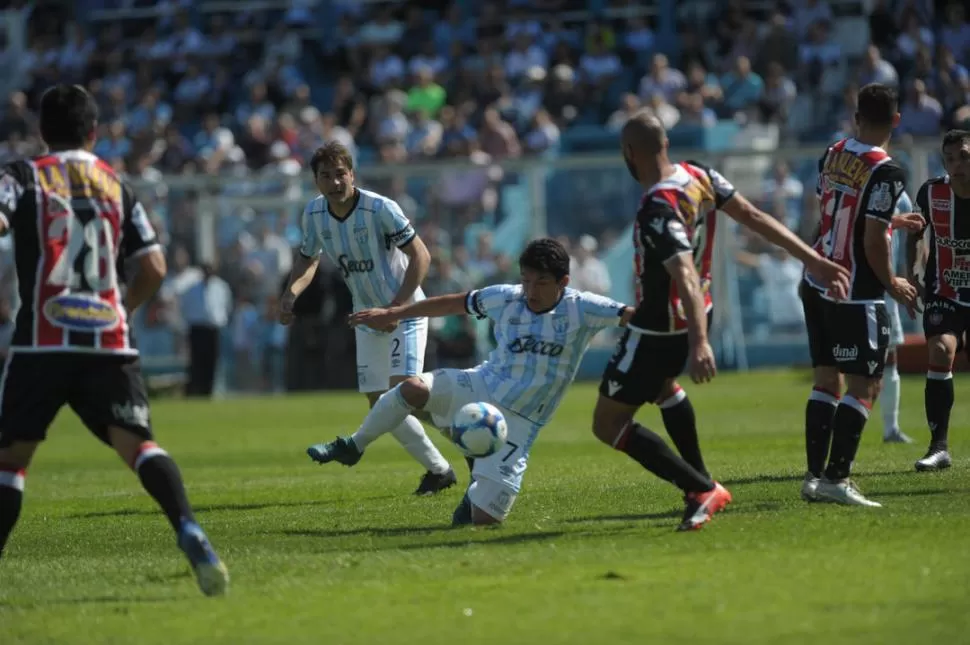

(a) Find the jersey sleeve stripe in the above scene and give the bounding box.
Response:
[126,243,162,259]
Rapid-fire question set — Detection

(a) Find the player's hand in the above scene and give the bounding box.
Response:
[278,293,296,325]
[891,212,925,233]
[807,257,850,301]
[688,341,717,384]
[349,308,398,332]
[889,276,920,319]
[906,274,924,301]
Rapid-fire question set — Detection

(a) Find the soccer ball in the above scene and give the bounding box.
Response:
[450,402,508,458]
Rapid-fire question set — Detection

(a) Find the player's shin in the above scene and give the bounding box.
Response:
[614,421,714,493]
[0,467,25,557]
[658,387,708,477]
[351,385,415,451]
[880,364,901,437]
[806,388,839,477]
[925,368,954,451]
[130,441,196,533]
[390,415,450,474]
[823,396,871,481]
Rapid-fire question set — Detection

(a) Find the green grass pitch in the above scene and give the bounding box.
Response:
[2,369,969,645]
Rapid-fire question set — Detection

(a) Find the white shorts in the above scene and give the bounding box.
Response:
[419,367,541,521]
[355,317,428,393]
[886,300,905,348]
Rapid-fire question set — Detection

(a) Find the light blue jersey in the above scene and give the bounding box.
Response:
[892,190,912,269]
[299,188,425,326]
[465,285,626,426]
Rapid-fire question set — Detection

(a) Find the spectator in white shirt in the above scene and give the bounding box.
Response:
[639,53,687,104]
[570,235,611,295]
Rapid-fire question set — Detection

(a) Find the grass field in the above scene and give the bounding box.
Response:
[2,369,969,645]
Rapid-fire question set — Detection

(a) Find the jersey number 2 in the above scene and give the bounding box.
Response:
[46,196,116,292]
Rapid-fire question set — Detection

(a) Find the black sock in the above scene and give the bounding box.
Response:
[618,422,713,493]
[805,388,839,477]
[823,396,870,481]
[659,391,708,477]
[925,372,954,451]
[465,456,475,474]
[135,452,195,534]
[0,469,25,558]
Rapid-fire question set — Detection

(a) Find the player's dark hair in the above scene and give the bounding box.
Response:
[855,83,897,127]
[310,141,354,174]
[519,238,570,281]
[941,129,970,151]
[38,84,98,149]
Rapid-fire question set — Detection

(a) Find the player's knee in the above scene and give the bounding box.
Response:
[592,403,628,446]
[398,376,430,409]
[0,441,39,470]
[927,335,956,367]
[813,367,841,396]
[845,375,880,402]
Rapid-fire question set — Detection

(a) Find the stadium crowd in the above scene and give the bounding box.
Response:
[0,0,965,393]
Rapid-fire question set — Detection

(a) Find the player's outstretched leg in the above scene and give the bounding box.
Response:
[111,428,228,596]
[657,382,709,477]
[593,396,731,531]
[0,441,37,559]
[815,375,882,507]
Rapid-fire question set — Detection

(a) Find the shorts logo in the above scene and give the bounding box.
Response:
[881,326,890,336]
[456,372,473,391]
[832,344,859,361]
[498,465,515,478]
[112,401,149,427]
[488,491,513,516]
[43,293,119,332]
[357,366,368,386]
[391,357,401,369]
[867,361,878,375]
[928,312,943,326]
[607,380,622,396]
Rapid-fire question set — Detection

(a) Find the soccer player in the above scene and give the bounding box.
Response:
[0,85,228,595]
[311,239,708,530]
[880,190,916,444]
[283,141,456,495]
[592,111,850,524]
[906,129,970,471]
[799,84,919,506]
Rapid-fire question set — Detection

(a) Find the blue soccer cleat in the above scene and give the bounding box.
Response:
[177,521,229,597]
[307,436,363,466]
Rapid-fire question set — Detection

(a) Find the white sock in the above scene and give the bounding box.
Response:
[881,363,900,436]
[351,386,412,450]
[390,415,451,474]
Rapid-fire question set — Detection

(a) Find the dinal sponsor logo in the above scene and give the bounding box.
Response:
[43,293,118,332]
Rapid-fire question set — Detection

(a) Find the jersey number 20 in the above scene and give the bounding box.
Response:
[46,195,117,293]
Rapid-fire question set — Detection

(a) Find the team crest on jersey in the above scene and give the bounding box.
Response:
[43,293,119,332]
[552,314,570,334]
[353,223,369,246]
[322,229,333,240]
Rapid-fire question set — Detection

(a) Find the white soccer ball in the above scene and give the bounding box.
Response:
[450,402,508,458]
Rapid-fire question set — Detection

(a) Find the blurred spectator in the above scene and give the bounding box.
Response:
[407,66,447,118]
[859,45,899,88]
[719,56,763,119]
[570,235,611,295]
[898,78,943,136]
[639,54,686,105]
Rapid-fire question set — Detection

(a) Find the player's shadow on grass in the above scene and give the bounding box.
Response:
[0,594,179,610]
[721,469,911,486]
[280,526,567,552]
[66,499,328,519]
[566,501,783,524]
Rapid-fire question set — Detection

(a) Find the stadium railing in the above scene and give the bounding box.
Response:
[129,139,942,393]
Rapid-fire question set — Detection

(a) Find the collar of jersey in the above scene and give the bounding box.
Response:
[326,188,361,222]
[525,289,565,315]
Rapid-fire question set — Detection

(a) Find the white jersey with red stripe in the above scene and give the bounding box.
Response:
[915,175,970,306]
[0,150,160,354]
[805,137,907,302]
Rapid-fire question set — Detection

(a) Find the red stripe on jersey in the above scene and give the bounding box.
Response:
[929,182,957,300]
[28,154,130,351]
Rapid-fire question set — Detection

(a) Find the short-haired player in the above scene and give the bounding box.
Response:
[283,142,456,495]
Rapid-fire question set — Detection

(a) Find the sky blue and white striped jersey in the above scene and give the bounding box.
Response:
[892,191,913,266]
[465,284,626,426]
[299,188,426,325]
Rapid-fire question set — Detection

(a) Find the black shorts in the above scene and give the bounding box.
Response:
[0,352,153,449]
[923,297,970,350]
[800,283,890,377]
[599,312,714,406]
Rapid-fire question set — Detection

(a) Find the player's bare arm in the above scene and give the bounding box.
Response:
[721,193,850,295]
[390,234,430,306]
[350,292,468,330]
[663,252,716,383]
[124,248,167,312]
[891,212,925,232]
[864,216,918,317]
[279,253,320,324]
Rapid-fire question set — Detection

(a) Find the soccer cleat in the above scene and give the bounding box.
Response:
[677,482,732,531]
[414,468,457,496]
[814,478,882,507]
[915,449,952,472]
[883,430,914,444]
[307,436,362,466]
[801,473,822,502]
[452,492,473,526]
[177,521,229,597]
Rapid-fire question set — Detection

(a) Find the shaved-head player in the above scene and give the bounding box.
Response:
[590,110,851,531]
